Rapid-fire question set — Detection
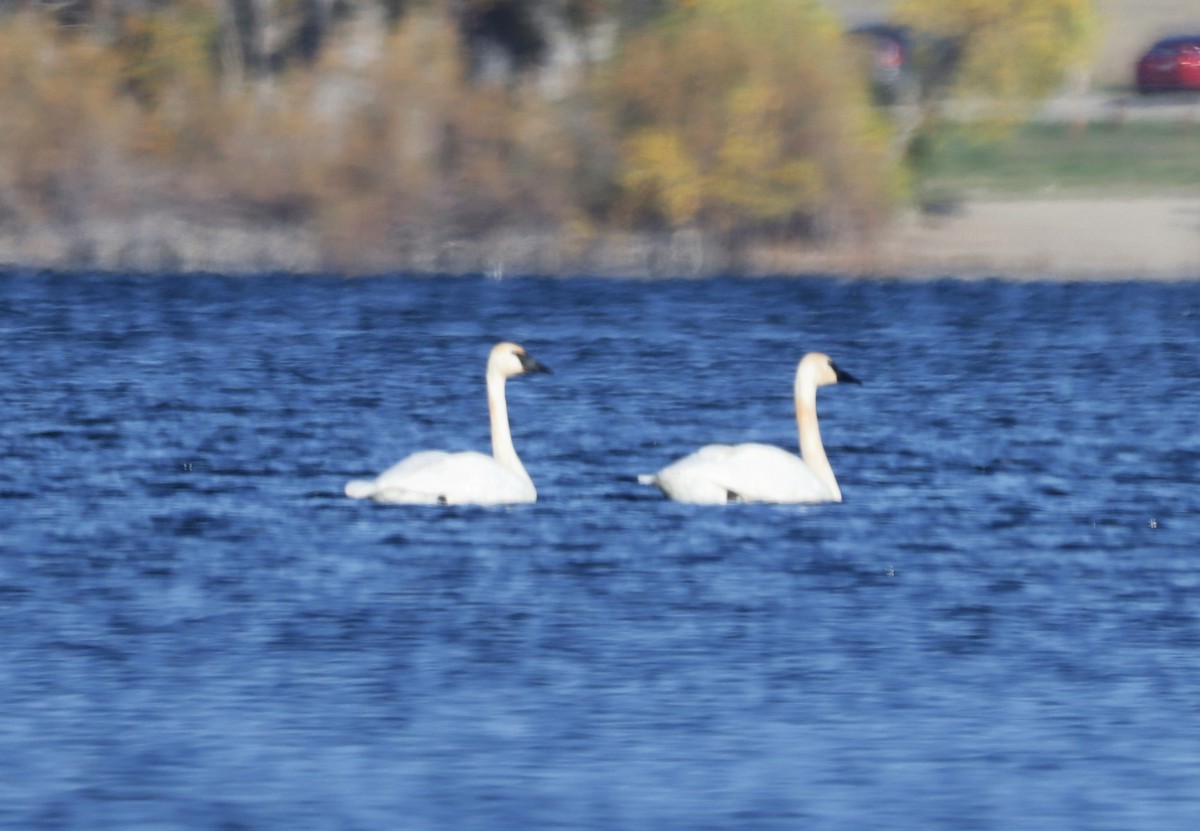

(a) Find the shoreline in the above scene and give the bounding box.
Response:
[2,196,1198,280]
[757,196,1200,281]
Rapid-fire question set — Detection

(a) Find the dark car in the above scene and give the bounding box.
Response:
[848,24,959,106]
[1135,35,1200,94]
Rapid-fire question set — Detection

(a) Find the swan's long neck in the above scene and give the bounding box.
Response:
[795,379,842,502]
[487,370,530,481]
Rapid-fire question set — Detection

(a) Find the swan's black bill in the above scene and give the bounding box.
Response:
[519,353,553,375]
[831,362,861,385]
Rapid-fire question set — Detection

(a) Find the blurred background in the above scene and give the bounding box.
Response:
[0,0,1198,275]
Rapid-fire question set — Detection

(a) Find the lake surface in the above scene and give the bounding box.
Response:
[1,271,1198,830]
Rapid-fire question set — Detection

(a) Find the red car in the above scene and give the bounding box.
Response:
[1135,35,1200,93]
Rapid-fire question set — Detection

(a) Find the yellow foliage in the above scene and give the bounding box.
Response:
[621,129,703,225]
[893,0,1099,104]
[604,0,901,235]
[0,0,911,268]
[708,84,824,223]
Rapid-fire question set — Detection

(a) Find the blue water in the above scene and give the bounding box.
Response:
[1,271,1198,830]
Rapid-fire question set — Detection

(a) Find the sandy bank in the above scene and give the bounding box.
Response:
[1,197,1197,280]
[763,197,1200,280]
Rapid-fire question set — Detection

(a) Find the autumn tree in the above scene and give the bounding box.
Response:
[603,0,904,241]
[893,0,1097,107]
[891,0,1098,144]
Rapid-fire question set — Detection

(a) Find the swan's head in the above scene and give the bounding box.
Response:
[488,341,552,379]
[798,352,861,388]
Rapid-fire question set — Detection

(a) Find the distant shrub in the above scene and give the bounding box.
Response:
[113,1,219,109]
[0,14,134,222]
[0,7,229,224]
[0,1,914,271]
[895,0,1098,106]
[601,0,906,239]
[302,9,595,267]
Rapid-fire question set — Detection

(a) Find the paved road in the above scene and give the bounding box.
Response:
[1035,91,1200,123]
[888,91,1200,130]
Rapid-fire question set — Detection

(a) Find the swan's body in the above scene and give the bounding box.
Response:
[345,342,550,506]
[639,352,860,505]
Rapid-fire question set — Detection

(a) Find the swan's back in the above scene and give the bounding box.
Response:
[641,443,834,504]
[346,450,535,505]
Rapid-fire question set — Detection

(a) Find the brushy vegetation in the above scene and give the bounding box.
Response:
[0,1,904,270]
[894,0,1098,106]
[604,0,904,240]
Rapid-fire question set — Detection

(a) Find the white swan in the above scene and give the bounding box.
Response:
[638,352,860,504]
[345,342,551,505]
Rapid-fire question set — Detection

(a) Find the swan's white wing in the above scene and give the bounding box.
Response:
[345,451,453,500]
[349,450,535,505]
[714,443,833,503]
[375,451,456,484]
[642,443,834,504]
[640,444,742,504]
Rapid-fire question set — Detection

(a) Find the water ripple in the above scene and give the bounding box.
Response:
[0,273,1198,830]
